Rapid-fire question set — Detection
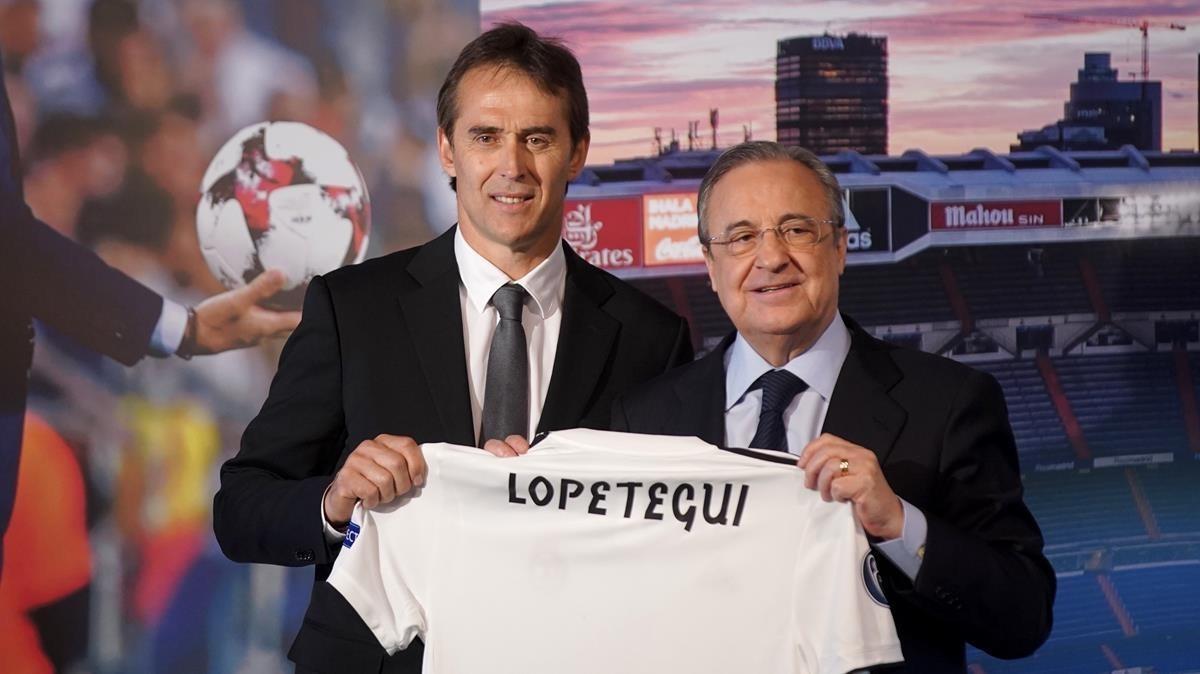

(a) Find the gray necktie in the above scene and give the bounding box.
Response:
[479,284,529,446]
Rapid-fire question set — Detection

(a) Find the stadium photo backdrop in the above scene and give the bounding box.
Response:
[3,0,1199,672]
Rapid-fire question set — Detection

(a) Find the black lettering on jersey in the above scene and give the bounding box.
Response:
[529,476,554,506]
[508,473,526,504]
[588,481,610,515]
[644,482,667,520]
[507,474,748,531]
[702,483,732,525]
[672,483,697,532]
[616,482,642,518]
[559,479,584,510]
[731,484,750,526]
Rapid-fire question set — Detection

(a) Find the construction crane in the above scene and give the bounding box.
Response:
[1025,13,1186,81]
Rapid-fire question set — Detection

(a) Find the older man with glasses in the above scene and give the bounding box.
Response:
[613,140,1055,673]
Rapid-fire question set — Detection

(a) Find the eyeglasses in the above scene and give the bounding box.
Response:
[704,216,837,257]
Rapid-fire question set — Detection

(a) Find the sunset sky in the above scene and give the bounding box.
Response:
[480,0,1200,163]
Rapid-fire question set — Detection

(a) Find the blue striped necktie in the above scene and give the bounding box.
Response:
[748,369,808,452]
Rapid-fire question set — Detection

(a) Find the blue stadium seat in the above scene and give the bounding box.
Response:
[1053,353,1190,458]
[1112,563,1200,633]
[1022,470,1147,547]
[973,359,1074,464]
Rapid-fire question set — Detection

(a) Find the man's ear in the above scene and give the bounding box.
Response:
[836,227,849,275]
[437,127,456,178]
[567,135,591,179]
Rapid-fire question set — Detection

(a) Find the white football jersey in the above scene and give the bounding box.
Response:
[327,429,902,674]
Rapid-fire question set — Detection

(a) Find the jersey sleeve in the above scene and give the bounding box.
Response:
[793,500,904,674]
[325,480,440,655]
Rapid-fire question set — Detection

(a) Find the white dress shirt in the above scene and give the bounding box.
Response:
[323,229,567,540]
[454,229,566,443]
[149,299,188,357]
[723,313,927,581]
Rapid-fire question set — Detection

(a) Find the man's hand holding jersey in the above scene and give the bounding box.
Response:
[482,434,531,457]
[324,435,427,528]
[797,433,905,541]
[323,433,531,528]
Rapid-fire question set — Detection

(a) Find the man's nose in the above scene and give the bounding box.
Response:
[754,228,790,269]
[498,139,528,181]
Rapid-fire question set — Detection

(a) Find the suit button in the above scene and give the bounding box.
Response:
[295,549,315,563]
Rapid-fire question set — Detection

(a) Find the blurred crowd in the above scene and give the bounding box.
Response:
[0,0,477,671]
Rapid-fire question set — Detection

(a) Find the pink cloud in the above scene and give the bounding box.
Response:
[482,0,1200,161]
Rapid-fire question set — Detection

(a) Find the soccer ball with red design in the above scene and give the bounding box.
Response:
[196,121,370,309]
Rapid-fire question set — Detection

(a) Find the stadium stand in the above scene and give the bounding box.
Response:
[1137,466,1200,536]
[973,359,1075,464]
[1109,628,1200,672]
[1046,573,1126,642]
[1053,353,1190,458]
[1088,239,1200,313]
[1112,563,1200,633]
[840,253,957,327]
[1022,470,1148,547]
[951,245,1093,319]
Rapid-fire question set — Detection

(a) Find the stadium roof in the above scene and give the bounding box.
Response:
[570,145,1200,201]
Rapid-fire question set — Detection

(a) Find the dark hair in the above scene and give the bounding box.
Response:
[436,22,589,191]
[31,114,115,163]
[697,141,844,244]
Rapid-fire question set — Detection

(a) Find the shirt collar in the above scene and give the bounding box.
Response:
[724,312,851,411]
[454,227,566,319]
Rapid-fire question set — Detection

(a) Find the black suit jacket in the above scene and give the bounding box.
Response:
[612,317,1055,673]
[212,226,692,673]
[0,53,161,566]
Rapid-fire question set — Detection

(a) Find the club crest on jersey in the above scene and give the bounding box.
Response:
[862,552,889,607]
[343,521,361,549]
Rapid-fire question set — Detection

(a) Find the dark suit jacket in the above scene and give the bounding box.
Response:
[0,53,161,565]
[612,317,1055,673]
[212,226,692,673]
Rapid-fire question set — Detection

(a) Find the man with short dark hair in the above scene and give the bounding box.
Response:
[614,141,1054,672]
[212,23,691,673]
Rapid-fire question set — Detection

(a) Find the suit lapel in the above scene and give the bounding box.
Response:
[539,245,619,431]
[397,228,476,447]
[668,333,733,445]
[822,316,906,465]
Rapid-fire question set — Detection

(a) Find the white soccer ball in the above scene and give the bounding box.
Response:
[196,121,370,309]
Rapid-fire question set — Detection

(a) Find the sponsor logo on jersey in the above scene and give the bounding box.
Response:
[862,551,889,607]
[343,521,360,549]
[508,473,750,532]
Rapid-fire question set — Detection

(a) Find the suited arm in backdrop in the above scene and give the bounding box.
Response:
[2,198,162,363]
